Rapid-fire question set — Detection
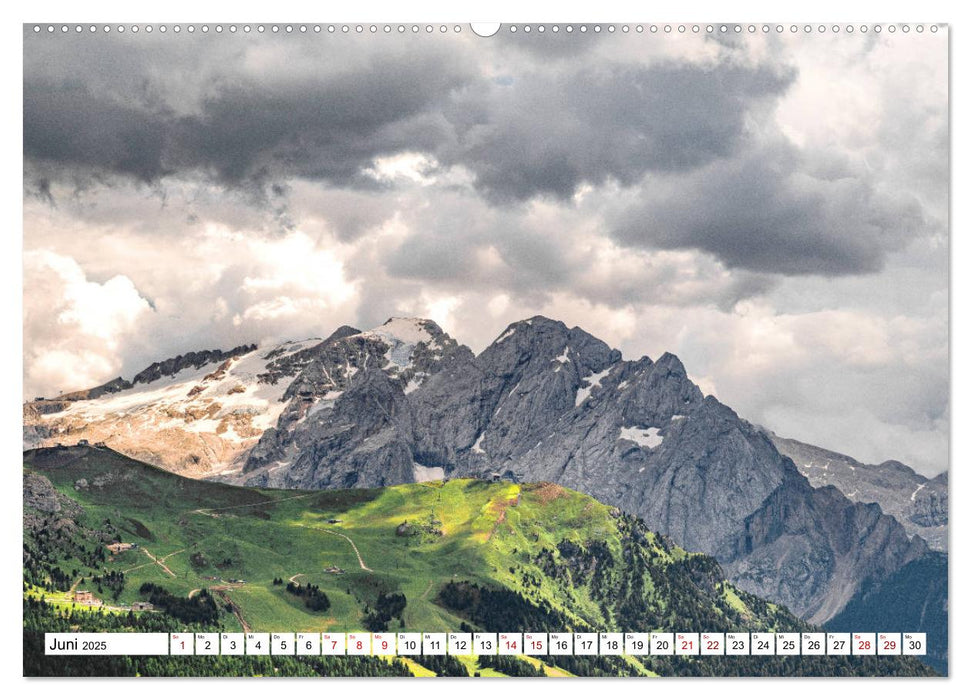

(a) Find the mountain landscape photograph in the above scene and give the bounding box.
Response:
[22,22,948,679]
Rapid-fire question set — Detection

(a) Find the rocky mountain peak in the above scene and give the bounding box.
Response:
[655,351,689,376]
[876,460,921,478]
[481,315,622,377]
[322,325,362,344]
[25,314,942,636]
[363,317,445,344]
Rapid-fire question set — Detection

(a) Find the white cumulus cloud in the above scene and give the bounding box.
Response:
[23,250,153,398]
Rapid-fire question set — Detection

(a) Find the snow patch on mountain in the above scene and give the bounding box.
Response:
[367,317,438,346]
[359,317,439,370]
[576,367,612,407]
[23,338,320,476]
[404,374,427,395]
[619,426,663,449]
[413,463,445,482]
[471,433,486,454]
[262,340,310,359]
[496,327,516,343]
[45,345,295,435]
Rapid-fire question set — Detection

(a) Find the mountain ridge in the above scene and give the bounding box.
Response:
[22,315,944,637]
[769,432,947,551]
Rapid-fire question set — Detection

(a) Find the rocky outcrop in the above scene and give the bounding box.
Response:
[131,345,257,387]
[23,471,84,534]
[912,471,948,529]
[771,434,948,551]
[726,482,927,623]
[243,318,472,486]
[23,471,83,518]
[26,400,73,416]
[257,326,357,385]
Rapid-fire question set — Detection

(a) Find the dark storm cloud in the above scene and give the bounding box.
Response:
[24,44,475,195]
[22,32,930,281]
[21,29,950,478]
[24,32,794,207]
[24,176,55,205]
[372,192,579,297]
[439,61,795,202]
[24,81,172,183]
[381,229,484,282]
[169,52,469,188]
[611,141,928,276]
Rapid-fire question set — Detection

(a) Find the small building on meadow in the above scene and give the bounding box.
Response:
[73,590,101,605]
[106,542,136,554]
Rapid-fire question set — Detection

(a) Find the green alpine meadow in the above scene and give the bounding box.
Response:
[23,445,934,677]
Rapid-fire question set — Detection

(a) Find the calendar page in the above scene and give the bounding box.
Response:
[21,18,948,680]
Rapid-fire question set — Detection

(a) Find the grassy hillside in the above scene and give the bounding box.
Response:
[23,446,933,677]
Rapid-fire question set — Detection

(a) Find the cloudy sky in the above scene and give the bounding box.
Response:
[22,25,948,475]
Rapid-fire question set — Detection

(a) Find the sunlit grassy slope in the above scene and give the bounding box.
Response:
[24,446,936,677]
[17,448,828,632]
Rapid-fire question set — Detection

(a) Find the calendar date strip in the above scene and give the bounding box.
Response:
[45,631,926,656]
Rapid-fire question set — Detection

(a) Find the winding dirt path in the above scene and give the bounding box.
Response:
[138,547,184,578]
[159,548,185,562]
[318,529,372,572]
[286,521,373,572]
[288,573,304,584]
[212,587,251,633]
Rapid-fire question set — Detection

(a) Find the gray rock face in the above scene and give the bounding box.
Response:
[257,326,357,385]
[913,472,948,528]
[771,434,948,551]
[241,315,931,624]
[131,345,257,387]
[23,471,84,531]
[23,471,82,517]
[243,318,472,487]
[726,482,927,623]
